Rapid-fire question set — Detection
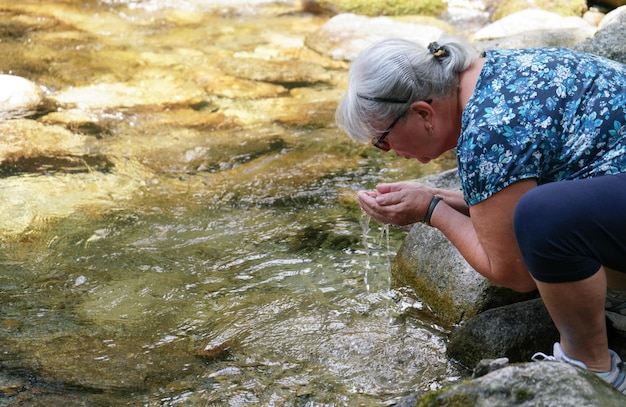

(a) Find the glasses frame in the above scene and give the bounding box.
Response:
[372,112,404,150]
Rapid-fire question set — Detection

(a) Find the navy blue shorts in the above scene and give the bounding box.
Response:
[513,173,626,283]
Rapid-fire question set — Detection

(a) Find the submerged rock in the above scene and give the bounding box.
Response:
[50,73,206,111]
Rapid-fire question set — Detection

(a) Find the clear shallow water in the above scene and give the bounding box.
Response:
[0,185,455,405]
[0,1,460,405]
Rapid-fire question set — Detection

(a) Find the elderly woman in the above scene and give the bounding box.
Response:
[336,36,626,393]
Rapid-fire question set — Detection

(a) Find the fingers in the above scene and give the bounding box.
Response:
[376,181,415,194]
[358,189,420,226]
[357,183,439,226]
[357,190,389,223]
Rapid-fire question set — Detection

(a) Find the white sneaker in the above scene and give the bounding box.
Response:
[532,342,626,395]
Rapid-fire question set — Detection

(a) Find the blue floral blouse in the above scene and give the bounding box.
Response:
[457,47,626,206]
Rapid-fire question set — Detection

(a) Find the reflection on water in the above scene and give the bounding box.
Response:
[0,0,459,405]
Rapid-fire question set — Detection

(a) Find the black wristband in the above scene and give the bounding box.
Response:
[422,195,443,227]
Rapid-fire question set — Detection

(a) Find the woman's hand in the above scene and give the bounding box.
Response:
[357,182,435,226]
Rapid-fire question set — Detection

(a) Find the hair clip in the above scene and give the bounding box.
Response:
[427,42,448,59]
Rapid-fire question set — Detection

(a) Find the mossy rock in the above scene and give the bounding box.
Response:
[492,0,588,21]
[410,362,626,407]
[317,0,447,17]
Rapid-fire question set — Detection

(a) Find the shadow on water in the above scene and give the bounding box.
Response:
[0,0,461,405]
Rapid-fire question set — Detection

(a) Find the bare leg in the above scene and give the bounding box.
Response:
[535,267,610,372]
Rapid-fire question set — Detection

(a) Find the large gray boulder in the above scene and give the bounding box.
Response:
[574,6,626,64]
[391,169,536,326]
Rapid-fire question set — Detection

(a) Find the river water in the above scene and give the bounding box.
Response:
[0,1,460,405]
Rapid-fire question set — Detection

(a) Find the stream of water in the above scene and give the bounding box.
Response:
[0,1,461,405]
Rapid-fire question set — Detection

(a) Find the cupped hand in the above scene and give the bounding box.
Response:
[357,182,436,226]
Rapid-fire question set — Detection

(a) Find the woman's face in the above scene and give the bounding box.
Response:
[376,101,459,162]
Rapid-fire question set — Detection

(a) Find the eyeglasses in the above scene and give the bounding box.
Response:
[358,94,432,151]
[372,112,404,151]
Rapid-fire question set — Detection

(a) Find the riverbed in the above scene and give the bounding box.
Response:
[0,1,460,405]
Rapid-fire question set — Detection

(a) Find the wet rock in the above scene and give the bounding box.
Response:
[42,107,237,137]
[197,340,234,361]
[0,160,148,236]
[39,109,113,138]
[0,119,86,160]
[219,57,333,87]
[287,221,359,251]
[0,119,150,235]
[0,118,112,175]
[0,75,50,119]
[305,13,446,61]
[199,70,289,99]
[181,135,288,174]
[50,71,206,111]
[440,1,490,36]
[472,357,510,378]
[212,88,342,128]
[446,298,558,368]
[275,87,345,128]
[472,9,596,42]
[392,169,536,326]
[409,362,626,407]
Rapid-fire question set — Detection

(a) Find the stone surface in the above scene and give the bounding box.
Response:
[391,169,536,326]
[0,75,49,119]
[574,6,626,64]
[472,9,596,41]
[447,298,558,368]
[405,362,626,407]
[302,0,446,16]
[305,13,445,61]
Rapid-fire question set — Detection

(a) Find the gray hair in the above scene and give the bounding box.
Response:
[335,35,480,144]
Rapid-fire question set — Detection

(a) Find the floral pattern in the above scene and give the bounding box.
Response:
[458,48,626,206]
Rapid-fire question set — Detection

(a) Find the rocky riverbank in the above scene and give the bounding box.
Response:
[1,0,626,405]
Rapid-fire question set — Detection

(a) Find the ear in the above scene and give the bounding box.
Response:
[409,100,434,121]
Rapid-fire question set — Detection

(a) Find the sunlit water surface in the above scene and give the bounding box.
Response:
[0,1,461,405]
